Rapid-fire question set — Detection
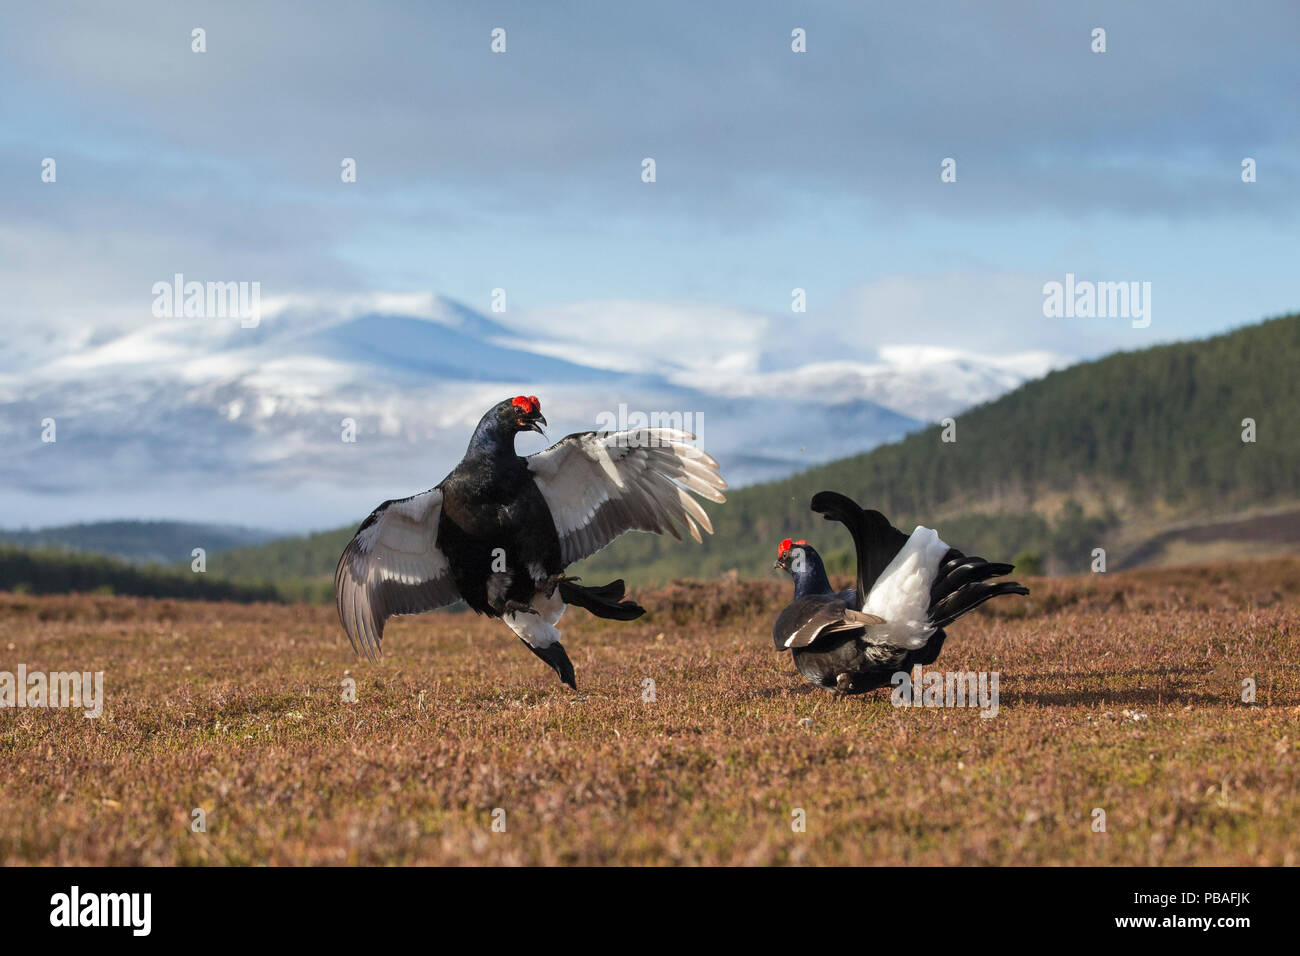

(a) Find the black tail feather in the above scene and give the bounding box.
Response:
[810,491,910,607]
[939,552,972,576]
[929,580,1029,629]
[522,640,577,689]
[929,549,1015,603]
[928,548,1026,627]
[558,578,646,621]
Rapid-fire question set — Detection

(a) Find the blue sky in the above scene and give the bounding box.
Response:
[2,0,1297,368]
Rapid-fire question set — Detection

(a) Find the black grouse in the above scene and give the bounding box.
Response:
[335,396,726,688]
[772,491,1028,695]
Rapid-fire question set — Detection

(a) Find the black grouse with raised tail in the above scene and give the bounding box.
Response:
[772,491,1027,694]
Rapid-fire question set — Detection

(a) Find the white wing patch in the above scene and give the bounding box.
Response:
[860,525,950,649]
[527,428,727,566]
[335,488,460,659]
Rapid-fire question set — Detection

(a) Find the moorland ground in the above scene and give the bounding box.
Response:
[1,560,1297,865]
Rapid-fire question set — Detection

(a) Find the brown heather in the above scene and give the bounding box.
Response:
[1,558,1297,865]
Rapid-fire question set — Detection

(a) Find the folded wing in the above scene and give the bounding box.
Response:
[773,595,886,650]
[334,488,460,659]
[527,428,727,566]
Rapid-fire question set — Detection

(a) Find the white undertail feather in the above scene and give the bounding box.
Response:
[503,587,566,649]
[860,525,949,649]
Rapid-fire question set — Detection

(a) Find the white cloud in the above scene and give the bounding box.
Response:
[512,300,771,377]
[843,271,1148,359]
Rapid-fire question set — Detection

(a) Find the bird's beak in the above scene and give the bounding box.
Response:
[773,557,787,571]
[524,415,546,435]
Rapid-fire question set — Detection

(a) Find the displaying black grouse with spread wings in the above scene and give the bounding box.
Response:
[772,491,1028,694]
[335,396,727,688]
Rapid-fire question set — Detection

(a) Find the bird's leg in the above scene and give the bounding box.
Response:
[834,673,854,697]
[503,599,540,617]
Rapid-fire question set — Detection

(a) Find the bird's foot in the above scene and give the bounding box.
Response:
[833,673,854,697]
[503,599,540,617]
[544,573,578,597]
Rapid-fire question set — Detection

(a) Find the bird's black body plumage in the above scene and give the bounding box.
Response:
[436,440,564,617]
[772,491,1028,694]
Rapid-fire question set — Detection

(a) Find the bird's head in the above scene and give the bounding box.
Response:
[773,537,812,575]
[775,538,834,597]
[498,395,547,435]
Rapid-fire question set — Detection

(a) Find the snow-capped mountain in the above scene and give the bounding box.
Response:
[0,296,1050,531]
[676,347,1060,423]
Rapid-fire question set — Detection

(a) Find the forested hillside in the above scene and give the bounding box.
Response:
[0,547,281,602]
[0,521,280,564]
[199,528,355,603]
[575,312,1299,581]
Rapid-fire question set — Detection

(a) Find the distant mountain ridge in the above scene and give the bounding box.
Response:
[0,295,1043,531]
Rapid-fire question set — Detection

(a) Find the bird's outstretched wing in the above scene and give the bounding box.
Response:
[526,428,727,566]
[335,488,460,659]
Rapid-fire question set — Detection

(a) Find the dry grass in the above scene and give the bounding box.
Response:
[1,559,1297,865]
